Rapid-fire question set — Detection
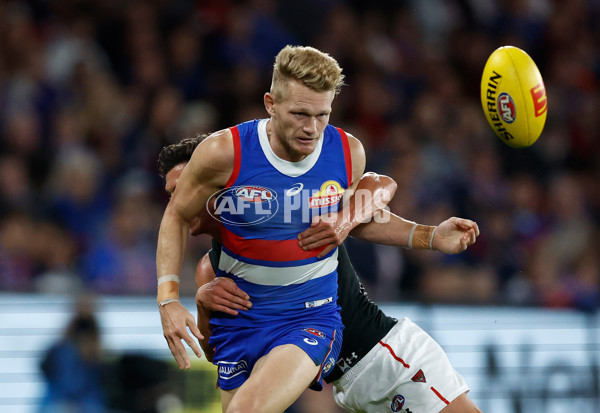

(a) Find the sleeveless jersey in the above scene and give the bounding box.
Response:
[210,119,353,327]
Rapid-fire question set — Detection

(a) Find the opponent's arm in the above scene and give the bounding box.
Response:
[298,171,396,254]
[351,210,480,254]
[300,134,394,258]
[157,130,234,369]
[195,252,252,362]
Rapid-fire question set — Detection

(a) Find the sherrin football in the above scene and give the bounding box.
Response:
[480,46,547,148]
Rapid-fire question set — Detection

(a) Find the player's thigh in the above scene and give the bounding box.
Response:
[226,344,320,413]
[220,387,238,413]
[440,392,482,413]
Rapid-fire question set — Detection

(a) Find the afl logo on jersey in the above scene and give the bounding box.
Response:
[309,180,344,208]
[234,186,274,202]
[208,185,279,226]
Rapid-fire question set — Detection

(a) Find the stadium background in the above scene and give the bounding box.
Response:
[0,0,598,412]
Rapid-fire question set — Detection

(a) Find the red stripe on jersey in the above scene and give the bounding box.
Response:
[221,226,326,262]
[430,387,450,405]
[224,126,241,188]
[336,127,352,186]
[378,341,410,368]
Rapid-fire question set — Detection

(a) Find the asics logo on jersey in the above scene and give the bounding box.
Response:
[303,338,318,346]
[285,183,304,196]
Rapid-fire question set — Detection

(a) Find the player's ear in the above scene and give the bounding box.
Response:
[264,92,275,116]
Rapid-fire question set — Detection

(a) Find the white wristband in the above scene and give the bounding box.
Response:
[407,223,417,249]
[158,274,180,286]
[158,298,179,307]
[429,226,438,250]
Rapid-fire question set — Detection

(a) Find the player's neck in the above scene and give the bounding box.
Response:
[266,120,307,163]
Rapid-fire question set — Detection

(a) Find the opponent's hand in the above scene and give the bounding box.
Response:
[159,301,203,369]
[432,217,480,254]
[298,213,352,259]
[196,277,252,316]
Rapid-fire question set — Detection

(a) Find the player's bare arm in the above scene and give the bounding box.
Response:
[351,210,480,254]
[195,254,252,317]
[298,171,397,254]
[194,252,253,361]
[156,129,234,369]
[299,133,390,258]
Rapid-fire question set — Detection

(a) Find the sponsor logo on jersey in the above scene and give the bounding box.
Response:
[411,369,427,383]
[336,351,359,373]
[309,180,344,208]
[303,337,318,346]
[302,328,325,339]
[497,92,516,123]
[391,394,405,412]
[304,296,333,308]
[218,360,248,380]
[208,185,279,226]
[322,356,336,374]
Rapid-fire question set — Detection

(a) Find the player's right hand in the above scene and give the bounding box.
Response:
[196,277,252,316]
[159,301,203,369]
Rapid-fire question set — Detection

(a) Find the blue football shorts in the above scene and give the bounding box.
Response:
[209,319,343,391]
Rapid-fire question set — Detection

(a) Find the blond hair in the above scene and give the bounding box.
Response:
[270,45,345,101]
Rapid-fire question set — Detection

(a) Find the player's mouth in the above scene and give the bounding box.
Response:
[296,136,316,145]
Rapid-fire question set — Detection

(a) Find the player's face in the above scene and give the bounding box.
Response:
[266,79,334,162]
[164,162,202,234]
[165,163,186,196]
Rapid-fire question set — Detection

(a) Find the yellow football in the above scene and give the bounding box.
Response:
[480,46,547,148]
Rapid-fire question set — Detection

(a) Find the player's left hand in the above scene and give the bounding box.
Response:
[432,217,480,254]
[298,213,352,259]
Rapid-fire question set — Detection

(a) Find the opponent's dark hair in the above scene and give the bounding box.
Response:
[157,133,208,178]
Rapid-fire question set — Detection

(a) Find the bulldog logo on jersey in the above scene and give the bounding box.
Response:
[309,180,344,208]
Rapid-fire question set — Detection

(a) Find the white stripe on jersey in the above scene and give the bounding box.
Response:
[219,248,339,286]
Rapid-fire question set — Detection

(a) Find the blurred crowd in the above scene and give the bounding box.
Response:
[0,0,599,311]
